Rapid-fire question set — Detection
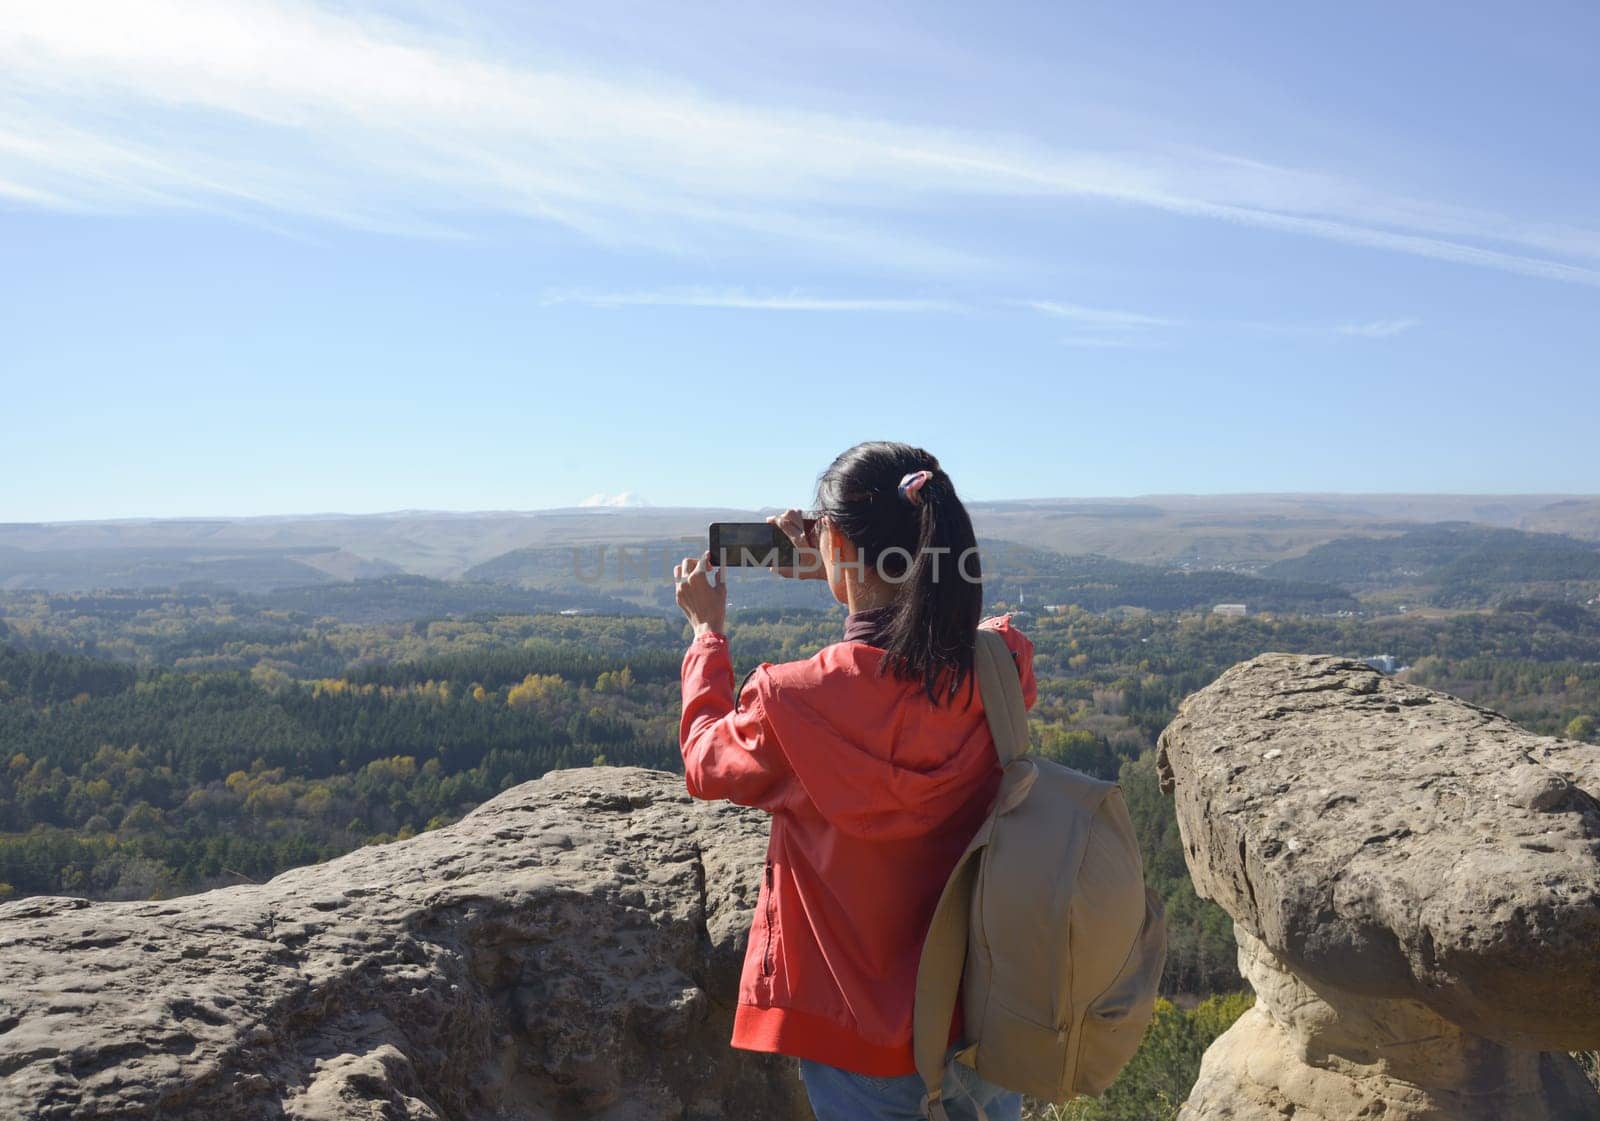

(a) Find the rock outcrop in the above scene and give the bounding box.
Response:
[0,767,810,1121]
[1158,653,1600,1121]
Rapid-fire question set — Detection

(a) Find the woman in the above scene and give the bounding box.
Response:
[672,440,1035,1121]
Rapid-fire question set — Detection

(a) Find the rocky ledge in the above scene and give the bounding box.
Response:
[1158,653,1600,1121]
[0,767,809,1121]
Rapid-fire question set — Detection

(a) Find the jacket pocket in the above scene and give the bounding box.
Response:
[762,860,776,977]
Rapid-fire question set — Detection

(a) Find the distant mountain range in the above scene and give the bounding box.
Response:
[2,495,1598,611]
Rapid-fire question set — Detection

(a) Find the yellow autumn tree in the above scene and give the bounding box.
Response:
[595,666,635,694]
[507,673,568,710]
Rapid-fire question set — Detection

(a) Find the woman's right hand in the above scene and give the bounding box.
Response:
[767,509,826,580]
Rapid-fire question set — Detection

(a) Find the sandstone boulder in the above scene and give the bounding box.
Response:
[0,766,810,1121]
[1158,653,1600,1121]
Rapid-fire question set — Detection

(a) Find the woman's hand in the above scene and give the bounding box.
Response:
[674,551,727,638]
[766,509,826,580]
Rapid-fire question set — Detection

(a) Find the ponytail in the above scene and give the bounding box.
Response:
[813,441,983,704]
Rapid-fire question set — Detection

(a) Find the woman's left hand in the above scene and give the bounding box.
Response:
[674,551,727,638]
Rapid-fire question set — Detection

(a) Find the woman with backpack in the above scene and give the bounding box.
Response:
[672,440,1035,1121]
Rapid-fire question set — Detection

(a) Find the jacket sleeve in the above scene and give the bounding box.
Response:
[980,613,1039,710]
[678,632,799,813]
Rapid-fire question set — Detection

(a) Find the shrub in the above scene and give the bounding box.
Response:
[1024,991,1254,1121]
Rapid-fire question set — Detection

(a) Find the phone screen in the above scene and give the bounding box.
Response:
[708,521,816,567]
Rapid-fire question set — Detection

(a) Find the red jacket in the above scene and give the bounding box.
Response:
[678,614,1037,1076]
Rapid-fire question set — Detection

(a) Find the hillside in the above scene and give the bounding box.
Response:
[1263,523,1600,605]
[463,536,1360,616]
[0,544,401,593]
[974,542,1358,615]
[5,495,1600,595]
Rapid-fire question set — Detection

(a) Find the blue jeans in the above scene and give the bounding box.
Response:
[799,1045,1023,1121]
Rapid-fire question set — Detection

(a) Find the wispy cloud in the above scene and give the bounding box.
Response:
[543,289,962,313]
[1024,301,1179,350]
[1023,302,1182,330]
[1234,316,1424,340]
[1055,336,1167,350]
[1332,318,1421,339]
[1024,301,1421,343]
[2,0,1599,286]
[544,290,1415,344]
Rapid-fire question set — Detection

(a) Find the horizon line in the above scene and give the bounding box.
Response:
[5,490,1598,526]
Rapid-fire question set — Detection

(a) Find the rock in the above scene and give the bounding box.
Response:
[0,767,810,1121]
[1157,653,1600,1121]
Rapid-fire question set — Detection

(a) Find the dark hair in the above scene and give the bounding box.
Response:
[813,441,983,704]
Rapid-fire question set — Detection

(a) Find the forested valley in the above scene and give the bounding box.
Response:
[4,577,1599,1004]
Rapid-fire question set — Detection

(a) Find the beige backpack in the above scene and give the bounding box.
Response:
[912,629,1167,1119]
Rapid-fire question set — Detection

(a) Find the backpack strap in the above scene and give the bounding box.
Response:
[913,628,1031,1118]
[974,628,1029,765]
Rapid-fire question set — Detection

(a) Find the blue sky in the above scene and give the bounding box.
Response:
[2,0,1596,520]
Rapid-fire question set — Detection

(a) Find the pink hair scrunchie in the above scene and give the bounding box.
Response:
[897,469,934,505]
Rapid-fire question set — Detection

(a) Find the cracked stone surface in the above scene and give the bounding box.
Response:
[1158,653,1600,1121]
[0,766,810,1121]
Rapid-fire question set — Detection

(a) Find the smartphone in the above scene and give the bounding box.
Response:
[709,520,818,567]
